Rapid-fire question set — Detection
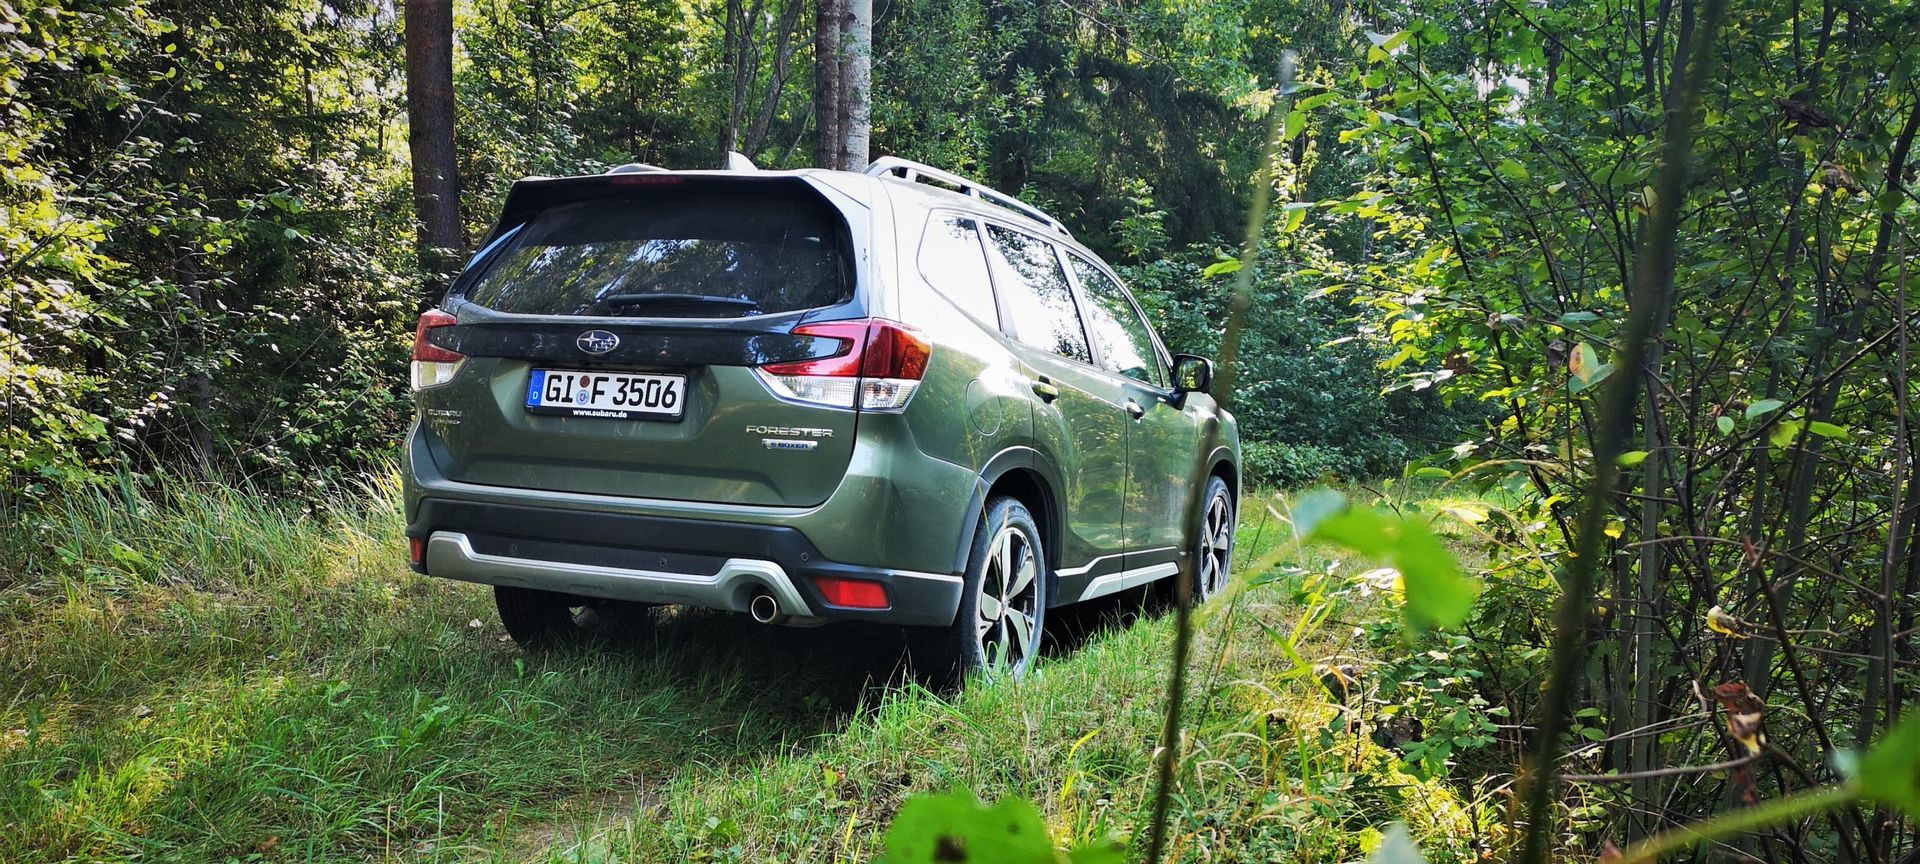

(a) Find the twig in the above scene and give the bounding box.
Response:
[1562,753,1763,784]
[1514,1,1728,860]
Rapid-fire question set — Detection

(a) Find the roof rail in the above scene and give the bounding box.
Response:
[864,156,1071,238]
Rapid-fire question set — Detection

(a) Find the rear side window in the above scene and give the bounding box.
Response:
[1068,254,1166,387]
[984,225,1090,363]
[462,187,852,318]
[918,215,998,325]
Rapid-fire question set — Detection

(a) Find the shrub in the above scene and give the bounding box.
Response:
[1241,440,1362,489]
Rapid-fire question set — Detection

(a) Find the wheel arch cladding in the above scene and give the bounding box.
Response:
[1209,455,1238,499]
[983,466,1061,574]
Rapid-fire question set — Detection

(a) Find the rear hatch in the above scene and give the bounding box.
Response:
[415,174,869,507]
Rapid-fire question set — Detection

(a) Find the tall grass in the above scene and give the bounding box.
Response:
[2,476,1485,862]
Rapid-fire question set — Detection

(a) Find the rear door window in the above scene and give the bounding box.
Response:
[1067,254,1166,387]
[462,187,852,318]
[984,224,1090,363]
[918,215,998,325]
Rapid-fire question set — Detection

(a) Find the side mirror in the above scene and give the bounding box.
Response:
[1171,354,1214,395]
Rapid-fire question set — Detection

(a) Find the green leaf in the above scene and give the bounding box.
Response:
[1367,823,1429,864]
[1365,29,1412,51]
[1569,363,1614,394]
[1770,420,1805,449]
[1065,841,1126,864]
[1414,466,1453,479]
[1314,507,1395,557]
[1745,399,1786,419]
[1202,258,1243,278]
[1311,506,1479,631]
[1279,202,1311,234]
[1394,520,1478,630]
[1556,311,1601,325]
[1716,416,1735,435]
[1495,158,1530,181]
[1294,92,1337,111]
[1858,713,1920,816]
[1617,450,1649,467]
[876,791,1058,864]
[1808,421,1848,439]
[1287,488,1348,539]
[1568,342,1613,393]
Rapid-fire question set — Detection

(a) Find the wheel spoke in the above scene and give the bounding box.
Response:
[978,591,1003,622]
[1008,544,1036,597]
[1008,609,1033,660]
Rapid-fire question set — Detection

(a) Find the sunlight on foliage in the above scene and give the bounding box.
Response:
[1290,488,1480,631]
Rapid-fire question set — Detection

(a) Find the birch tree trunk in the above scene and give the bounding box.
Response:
[835,0,871,169]
[814,0,869,170]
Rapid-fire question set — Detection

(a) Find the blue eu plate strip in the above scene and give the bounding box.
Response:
[525,369,545,406]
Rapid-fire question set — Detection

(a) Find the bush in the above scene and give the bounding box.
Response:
[1242,440,1364,489]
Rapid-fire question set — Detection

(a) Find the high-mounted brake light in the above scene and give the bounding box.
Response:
[607,174,685,187]
[411,310,464,390]
[753,318,931,412]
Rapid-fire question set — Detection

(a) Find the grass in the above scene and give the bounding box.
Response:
[0,474,1491,862]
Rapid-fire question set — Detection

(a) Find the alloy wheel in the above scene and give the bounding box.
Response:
[976,519,1042,675]
[1196,490,1233,600]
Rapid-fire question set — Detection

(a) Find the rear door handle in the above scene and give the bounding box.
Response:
[1124,399,1145,419]
[1030,378,1059,402]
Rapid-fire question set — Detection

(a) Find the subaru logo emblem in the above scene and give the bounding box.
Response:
[576,330,619,355]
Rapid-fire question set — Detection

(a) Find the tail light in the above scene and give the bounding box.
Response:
[411,310,464,390]
[754,318,931,412]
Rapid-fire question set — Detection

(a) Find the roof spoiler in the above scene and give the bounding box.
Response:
[603,150,757,174]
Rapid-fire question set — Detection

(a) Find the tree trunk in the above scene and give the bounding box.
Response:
[405,0,462,311]
[724,0,748,154]
[177,247,214,466]
[744,0,805,158]
[814,0,869,170]
[836,0,871,169]
[813,0,842,168]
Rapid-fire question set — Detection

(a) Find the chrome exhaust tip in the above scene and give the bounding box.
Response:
[748,591,782,624]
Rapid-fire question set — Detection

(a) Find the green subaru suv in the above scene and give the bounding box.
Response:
[402,156,1239,680]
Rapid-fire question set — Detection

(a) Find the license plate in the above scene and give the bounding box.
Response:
[525,368,687,420]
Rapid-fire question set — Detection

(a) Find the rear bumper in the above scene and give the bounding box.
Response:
[406,497,965,626]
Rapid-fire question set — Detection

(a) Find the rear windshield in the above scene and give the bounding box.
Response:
[461,187,853,318]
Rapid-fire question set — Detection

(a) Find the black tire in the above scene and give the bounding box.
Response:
[494,586,642,649]
[1191,475,1236,603]
[912,497,1048,688]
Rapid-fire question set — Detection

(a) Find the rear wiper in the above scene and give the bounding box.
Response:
[599,293,759,312]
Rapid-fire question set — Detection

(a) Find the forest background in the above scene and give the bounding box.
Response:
[6,0,1920,860]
